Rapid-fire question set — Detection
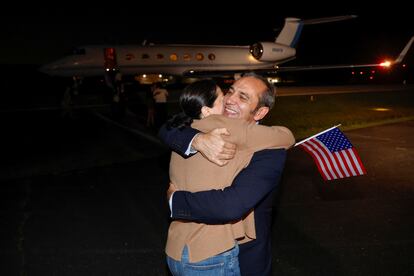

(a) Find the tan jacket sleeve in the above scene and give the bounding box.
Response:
[191,115,295,151]
[241,124,295,152]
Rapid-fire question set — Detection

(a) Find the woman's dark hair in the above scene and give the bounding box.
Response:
[166,79,218,130]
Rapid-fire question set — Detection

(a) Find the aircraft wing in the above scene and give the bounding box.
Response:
[275,63,392,72]
[275,35,414,73]
[185,35,414,78]
[274,36,414,72]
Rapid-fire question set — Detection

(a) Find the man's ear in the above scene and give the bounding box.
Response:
[253,106,269,121]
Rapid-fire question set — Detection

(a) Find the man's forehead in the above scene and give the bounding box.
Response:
[231,77,265,95]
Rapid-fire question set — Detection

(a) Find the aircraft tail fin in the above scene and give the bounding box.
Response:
[393,35,414,64]
[275,15,357,47]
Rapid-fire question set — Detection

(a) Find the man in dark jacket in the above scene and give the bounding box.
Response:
[160,73,293,276]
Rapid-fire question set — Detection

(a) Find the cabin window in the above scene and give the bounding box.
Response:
[208,53,216,60]
[125,53,135,60]
[196,53,204,61]
[142,54,150,59]
[183,54,191,61]
[170,54,178,61]
[157,53,164,59]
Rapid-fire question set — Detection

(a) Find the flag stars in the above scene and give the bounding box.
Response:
[317,128,353,152]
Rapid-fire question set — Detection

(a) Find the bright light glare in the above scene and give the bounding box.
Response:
[371,107,391,112]
[380,61,391,67]
[267,77,280,84]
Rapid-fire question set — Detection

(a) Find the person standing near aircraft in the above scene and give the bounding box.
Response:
[114,70,124,96]
[160,73,294,275]
[152,82,169,129]
[145,85,156,129]
[61,85,74,120]
[164,79,294,275]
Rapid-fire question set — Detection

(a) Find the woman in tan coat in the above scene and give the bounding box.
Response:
[165,80,294,275]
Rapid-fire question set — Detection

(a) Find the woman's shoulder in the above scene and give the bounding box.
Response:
[192,115,250,131]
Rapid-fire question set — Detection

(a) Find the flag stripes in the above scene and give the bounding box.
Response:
[299,128,366,181]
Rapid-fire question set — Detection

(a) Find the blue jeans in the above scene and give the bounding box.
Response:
[166,244,240,276]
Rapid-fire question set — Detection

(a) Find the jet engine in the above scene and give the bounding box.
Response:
[249,42,295,62]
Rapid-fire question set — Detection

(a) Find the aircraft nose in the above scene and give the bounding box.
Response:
[38,61,62,76]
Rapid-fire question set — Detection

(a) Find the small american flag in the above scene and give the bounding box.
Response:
[297,126,366,181]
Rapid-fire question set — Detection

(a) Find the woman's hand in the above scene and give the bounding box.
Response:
[167,182,178,201]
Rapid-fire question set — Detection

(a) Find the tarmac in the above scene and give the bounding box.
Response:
[1,108,413,275]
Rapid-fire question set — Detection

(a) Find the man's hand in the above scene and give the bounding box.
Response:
[167,182,178,201]
[192,128,236,166]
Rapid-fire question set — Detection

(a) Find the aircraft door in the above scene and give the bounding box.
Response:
[103,47,118,71]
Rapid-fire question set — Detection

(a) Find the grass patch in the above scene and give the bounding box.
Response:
[167,88,414,140]
[262,89,414,139]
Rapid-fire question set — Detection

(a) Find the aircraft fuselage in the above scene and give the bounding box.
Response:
[40,43,296,78]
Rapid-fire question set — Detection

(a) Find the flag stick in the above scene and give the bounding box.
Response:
[294,124,342,147]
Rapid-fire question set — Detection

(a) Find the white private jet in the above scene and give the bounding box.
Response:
[39,15,413,84]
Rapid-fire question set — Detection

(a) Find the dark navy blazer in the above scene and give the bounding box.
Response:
[159,125,287,276]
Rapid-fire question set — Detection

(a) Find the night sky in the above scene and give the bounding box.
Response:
[1,4,412,66]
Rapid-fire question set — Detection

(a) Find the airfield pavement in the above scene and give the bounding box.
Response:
[1,88,414,275]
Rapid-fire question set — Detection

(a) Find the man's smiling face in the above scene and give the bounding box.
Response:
[223,76,269,123]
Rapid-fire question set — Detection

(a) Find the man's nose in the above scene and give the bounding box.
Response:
[225,93,236,104]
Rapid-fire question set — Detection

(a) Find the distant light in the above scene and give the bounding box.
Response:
[351,71,355,75]
[143,74,147,78]
[159,74,163,78]
[369,76,374,80]
[402,64,406,68]
[360,71,364,75]
[380,61,391,67]
[105,68,110,72]
[267,77,280,84]
[372,107,391,112]
[371,70,375,74]
[189,70,194,74]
